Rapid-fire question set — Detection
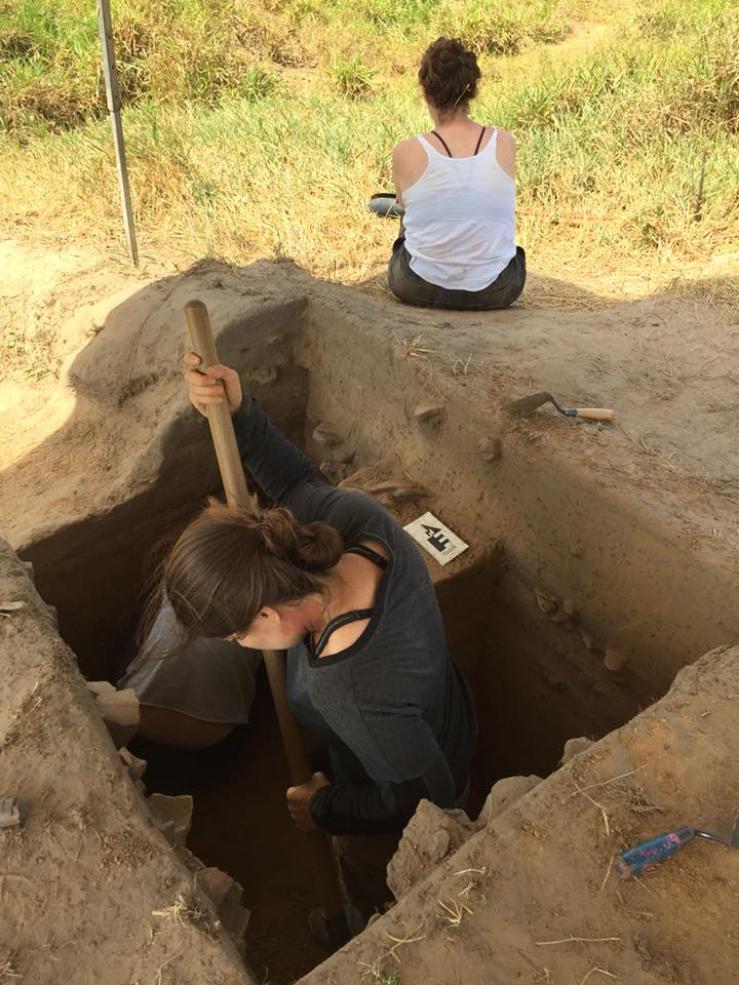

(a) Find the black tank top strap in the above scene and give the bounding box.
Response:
[473,124,486,155]
[430,130,453,157]
[346,544,388,569]
[311,609,374,658]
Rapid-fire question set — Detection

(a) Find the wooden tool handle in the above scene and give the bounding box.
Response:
[263,651,346,916]
[574,407,616,422]
[185,300,310,785]
[184,301,250,507]
[183,300,344,919]
[263,640,312,784]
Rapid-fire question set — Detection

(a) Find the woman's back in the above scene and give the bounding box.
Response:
[403,127,516,291]
[387,36,525,310]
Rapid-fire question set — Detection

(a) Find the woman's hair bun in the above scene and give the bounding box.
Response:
[259,507,344,572]
[419,37,481,113]
[157,501,346,644]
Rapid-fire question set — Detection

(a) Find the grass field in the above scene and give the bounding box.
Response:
[0,0,737,285]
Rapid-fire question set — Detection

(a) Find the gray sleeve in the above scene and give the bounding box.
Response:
[309,681,457,834]
[119,600,261,725]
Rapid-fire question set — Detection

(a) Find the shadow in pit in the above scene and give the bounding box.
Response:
[129,677,333,984]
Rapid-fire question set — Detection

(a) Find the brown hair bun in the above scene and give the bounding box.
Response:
[418,37,481,114]
[258,507,344,572]
[160,501,345,641]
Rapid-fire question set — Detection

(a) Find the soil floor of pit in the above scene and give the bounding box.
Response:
[130,670,336,984]
[131,668,492,985]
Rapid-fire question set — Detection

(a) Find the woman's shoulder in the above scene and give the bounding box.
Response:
[482,125,516,178]
[392,135,427,160]
[494,127,515,145]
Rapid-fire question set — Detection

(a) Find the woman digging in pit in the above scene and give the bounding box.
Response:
[385,36,525,310]
[152,353,478,939]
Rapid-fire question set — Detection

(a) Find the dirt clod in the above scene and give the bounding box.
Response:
[94,687,139,746]
[478,436,503,463]
[196,867,251,954]
[559,737,594,765]
[312,422,344,447]
[0,796,22,828]
[413,403,445,424]
[478,775,542,826]
[147,793,194,847]
[387,801,477,900]
[119,746,147,782]
[604,648,628,673]
[428,828,451,862]
[534,589,558,615]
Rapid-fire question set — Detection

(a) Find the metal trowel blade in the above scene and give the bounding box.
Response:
[504,392,559,415]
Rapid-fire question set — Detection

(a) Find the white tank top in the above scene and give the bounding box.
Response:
[402,130,516,291]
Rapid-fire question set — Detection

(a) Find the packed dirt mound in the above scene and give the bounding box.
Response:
[302,644,739,985]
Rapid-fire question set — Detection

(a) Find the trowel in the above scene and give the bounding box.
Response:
[615,807,739,878]
[505,391,615,423]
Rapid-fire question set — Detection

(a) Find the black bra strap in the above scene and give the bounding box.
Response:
[431,126,487,157]
[430,130,453,157]
[312,608,374,657]
[474,124,486,155]
[346,544,388,569]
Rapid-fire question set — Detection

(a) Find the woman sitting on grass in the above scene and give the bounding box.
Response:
[388,36,525,310]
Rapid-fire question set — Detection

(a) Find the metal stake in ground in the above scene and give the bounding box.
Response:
[183,299,346,930]
[97,0,139,267]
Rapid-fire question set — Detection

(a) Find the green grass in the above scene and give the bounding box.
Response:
[0,0,736,284]
[331,57,377,98]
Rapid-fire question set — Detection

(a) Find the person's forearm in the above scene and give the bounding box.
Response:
[231,398,318,506]
[310,775,431,836]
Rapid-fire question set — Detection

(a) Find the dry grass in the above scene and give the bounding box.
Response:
[151,893,217,936]
[358,958,402,985]
[0,0,737,293]
[0,952,20,982]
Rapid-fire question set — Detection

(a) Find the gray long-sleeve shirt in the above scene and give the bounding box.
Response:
[234,400,477,835]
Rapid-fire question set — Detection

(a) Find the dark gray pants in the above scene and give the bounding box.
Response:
[388,238,526,311]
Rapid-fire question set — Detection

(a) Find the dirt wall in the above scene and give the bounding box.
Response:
[298,289,739,694]
[301,644,739,985]
[0,540,253,985]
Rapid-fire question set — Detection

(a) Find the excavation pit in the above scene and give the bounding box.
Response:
[25,523,650,982]
[4,260,739,984]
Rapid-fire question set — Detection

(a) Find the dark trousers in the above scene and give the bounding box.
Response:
[333,782,471,922]
[388,236,526,311]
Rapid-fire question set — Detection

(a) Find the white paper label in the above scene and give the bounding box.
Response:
[403,512,469,566]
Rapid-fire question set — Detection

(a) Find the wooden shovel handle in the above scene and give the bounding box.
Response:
[184,300,312,783]
[183,300,344,915]
[184,301,250,508]
[574,407,616,422]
